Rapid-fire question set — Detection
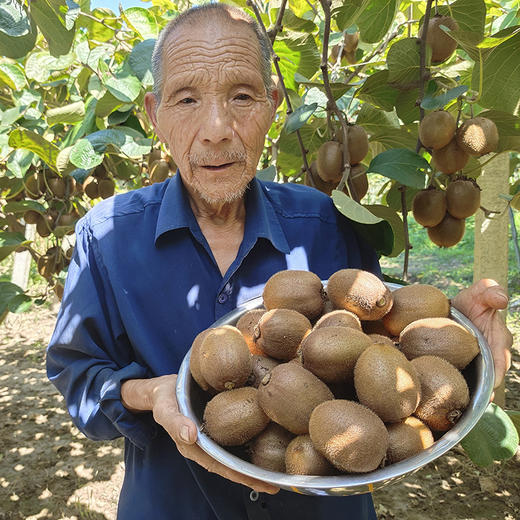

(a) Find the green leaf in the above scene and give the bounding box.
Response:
[280,9,316,33]
[370,127,418,151]
[367,149,429,188]
[95,91,123,118]
[475,39,520,120]
[356,103,400,133]
[0,232,30,262]
[0,63,25,90]
[6,150,33,178]
[128,39,155,86]
[3,200,46,215]
[7,293,32,314]
[0,282,27,320]
[506,410,520,437]
[395,89,420,124]
[274,31,320,90]
[350,218,394,257]
[357,0,398,44]
[298,81,351,101]
[0,18,37,59]
[356,70,399,111]
[256,165,276,182]
[284,103,318,133]
[387,38,426,89]
[0,0,32,36]
[421,85,468,110]
[30,0,75,57]
[69,138,104,169]
[332,190,383,225]
[436,0,486,45]
[47,101,85,125]
[461,403,519,467]
[103,73,142,103]
[364,203,404,257]
[8,129,60,173]
[333,0,371,31]
[511,193,520,212]
[123,7,158,39]
[80,8,119,42]
[384,183,417,212]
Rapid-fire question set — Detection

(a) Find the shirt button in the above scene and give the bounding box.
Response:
[218,293,228,304]
[249,490,259,502]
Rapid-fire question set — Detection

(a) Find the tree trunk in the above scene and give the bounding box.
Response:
[474,152,510,408]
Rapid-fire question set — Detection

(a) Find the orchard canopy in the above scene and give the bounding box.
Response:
[1,0,520,316]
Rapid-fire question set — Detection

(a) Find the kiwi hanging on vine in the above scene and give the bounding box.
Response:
[420,15,459,64]
[427,213,465,247]
[446,178,481,219]
[412,188,447,227]
[431,138,469,175]
[343,164,369,202]
[305,161,337,196]
[456,117,499,156]
[419,110,456,150]
[317,141,343,183]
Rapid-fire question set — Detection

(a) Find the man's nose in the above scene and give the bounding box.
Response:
[198,100,234,144]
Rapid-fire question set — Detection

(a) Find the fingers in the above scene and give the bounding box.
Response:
[483,285,509,310]
[492,331,513,389]
[180,442,280,495]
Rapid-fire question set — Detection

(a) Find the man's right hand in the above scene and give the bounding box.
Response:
[121,374,279,495]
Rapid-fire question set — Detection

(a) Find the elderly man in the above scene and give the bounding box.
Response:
[47,4,513,519]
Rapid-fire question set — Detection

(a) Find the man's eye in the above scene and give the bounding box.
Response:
[179,98,195,104]
[235,93,252,101]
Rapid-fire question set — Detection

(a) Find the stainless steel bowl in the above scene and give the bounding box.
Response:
[176,282,494,496]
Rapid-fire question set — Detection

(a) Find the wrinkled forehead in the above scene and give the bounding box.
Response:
[161,16,263,79]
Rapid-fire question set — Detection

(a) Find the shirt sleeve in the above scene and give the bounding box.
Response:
[46,219,157,450]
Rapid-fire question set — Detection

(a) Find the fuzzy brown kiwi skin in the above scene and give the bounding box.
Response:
[386,417,434,464]
[422,15,459,63]
[263,270,325,321]
[189,329,213,391]
[248,355,280,388]
[249,422,294,472]
[412,188,447,228]
[419,110,456,150]
[326,268,393,321]
[432,138,469,175]
[254,309,311,361]
[203,387,270,446]
[456,117,499,156]
[313,309,362,331]
[317,141,343,183]
[427,213,465,248]
[285,435,337,476]
[236,309,267,356]
[446,179,481,219]
[411,356,470,432]
[347,126,369,165]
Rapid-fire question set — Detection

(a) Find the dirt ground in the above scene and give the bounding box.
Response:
[0,301,519,520]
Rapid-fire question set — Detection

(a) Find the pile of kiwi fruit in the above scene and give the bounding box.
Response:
[189,268,480,476]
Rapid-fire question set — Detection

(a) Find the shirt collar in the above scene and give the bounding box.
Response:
[154,173,290,254]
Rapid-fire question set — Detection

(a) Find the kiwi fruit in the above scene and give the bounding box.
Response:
[422,15,459,63]
[36,214,54,237]
[254,308,311,361]
[313,309,362,331]
[98,178,115,199]
[25,173,42,199]
[236,309,267,356]
[83,177,99,199]
[446,179,481,219]
[248,355,280,388]
[344,164,369,202]
[456,117,499,156]
[263,270,325,321]
[412,188,447,228]
[343,32,360,53]
[419,111,456,150]
[149,159,170,184]
[386,417,434,464]
[368,334,395,347]
[347,126,369,165]
[427,213,465,247]
[203,387,269,446]
[362,319,392,337]
[249,422,294,472]
[309,399,389,473]
[317,141,343,183]
[285,435,336,475]
[305,161,337,195]
[354,343,421,423]
[24,210,40,225]
[48,177,67,198]
[399,317,479,369]
[411,356,470,432]
[189,329,213,391]
[327,268,393,321]
[37,254,56,279]
[147,148,162,168]
[199,326,252,392]
[257,362,334,434]
[382,284,450,336]
[53,282,64,301]
[432,138,469,175]
[301,326,373,384]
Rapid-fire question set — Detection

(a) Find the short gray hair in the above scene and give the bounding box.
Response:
[151,4,273,102]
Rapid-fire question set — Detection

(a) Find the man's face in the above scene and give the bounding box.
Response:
[146,17,277,205]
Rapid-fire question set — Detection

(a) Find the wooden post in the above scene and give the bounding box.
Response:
[11,224,36,291]
[473,152,510,407]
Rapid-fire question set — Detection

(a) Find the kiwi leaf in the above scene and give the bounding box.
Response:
[506,410,520,438]
[460,403,519,467]
[284,103,318,134]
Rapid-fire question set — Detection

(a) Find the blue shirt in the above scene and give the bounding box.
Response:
[47,173,381,520]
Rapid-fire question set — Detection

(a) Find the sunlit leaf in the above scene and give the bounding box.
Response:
[367,149,429,188]
[8,129,60,173]
[364,203,404,257]
[284,103,318,133]
[357,0,398,43]
[0,232,30,262]
[356,70,399,111]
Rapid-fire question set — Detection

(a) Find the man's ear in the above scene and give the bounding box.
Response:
[144,92,167,143]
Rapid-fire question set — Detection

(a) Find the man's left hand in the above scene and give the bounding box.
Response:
[452,278,513,389]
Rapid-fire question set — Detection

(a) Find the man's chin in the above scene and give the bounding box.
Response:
[195,184,248,206]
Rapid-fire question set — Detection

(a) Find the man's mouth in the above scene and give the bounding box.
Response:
[200,162,235,171]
